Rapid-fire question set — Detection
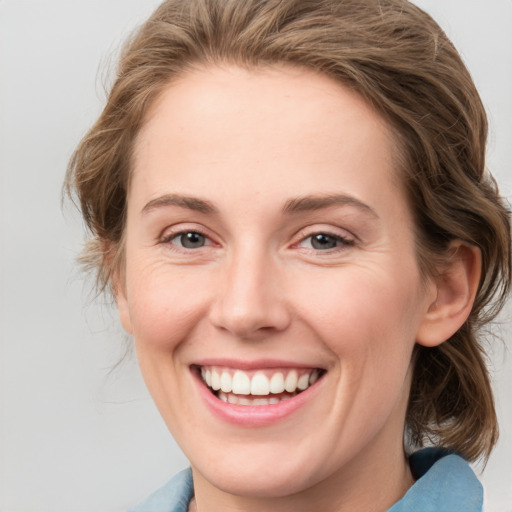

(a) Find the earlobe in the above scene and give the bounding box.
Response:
[114,277,134,335]
[107,244,133,336]
[416,242,481,348]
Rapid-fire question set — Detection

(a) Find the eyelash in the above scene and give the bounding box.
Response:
[160,229,214,251]
[295,231,355,252]
[160,227,355,254]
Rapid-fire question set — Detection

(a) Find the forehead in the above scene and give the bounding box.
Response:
[131,65,404,217]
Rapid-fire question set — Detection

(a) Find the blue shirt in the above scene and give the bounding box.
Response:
[128,448,483,512]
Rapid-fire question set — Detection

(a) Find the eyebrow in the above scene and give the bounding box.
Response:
[141,192,378,218]
[141,194,218,215]
[282,194,378,218]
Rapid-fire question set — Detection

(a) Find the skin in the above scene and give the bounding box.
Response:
[115,65,480,512]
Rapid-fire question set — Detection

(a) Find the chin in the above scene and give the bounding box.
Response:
[192,454,329,499]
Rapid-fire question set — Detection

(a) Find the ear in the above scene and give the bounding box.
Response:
[114,274,134,335]
[416,241,481,347]
[106,242,133,336]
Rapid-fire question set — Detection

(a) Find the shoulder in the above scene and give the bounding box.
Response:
[388,448,483,512]
[127,468,194,512]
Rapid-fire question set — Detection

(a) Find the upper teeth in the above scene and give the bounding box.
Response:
[200,367,320,396]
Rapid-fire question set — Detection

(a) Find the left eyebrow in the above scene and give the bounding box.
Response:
[141,194,218,215]
[282,194,378,218]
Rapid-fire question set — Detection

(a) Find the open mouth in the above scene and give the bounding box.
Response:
[195,365,326,406]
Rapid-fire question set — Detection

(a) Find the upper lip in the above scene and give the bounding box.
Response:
[191,358,325,371]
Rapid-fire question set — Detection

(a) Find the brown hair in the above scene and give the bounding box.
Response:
[66,0,511,461]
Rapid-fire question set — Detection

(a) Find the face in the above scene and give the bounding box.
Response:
[117,65,436,502]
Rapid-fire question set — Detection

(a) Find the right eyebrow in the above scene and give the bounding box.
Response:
[141,194,218,215]
[282,193,378,218]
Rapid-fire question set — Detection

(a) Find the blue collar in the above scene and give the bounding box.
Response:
[388,448,483,512]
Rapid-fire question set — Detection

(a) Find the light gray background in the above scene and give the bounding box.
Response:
[0,1,511,511]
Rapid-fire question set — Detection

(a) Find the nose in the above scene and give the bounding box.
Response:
[209,247,291,339]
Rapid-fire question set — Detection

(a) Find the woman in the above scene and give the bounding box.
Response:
[66,0,511,510]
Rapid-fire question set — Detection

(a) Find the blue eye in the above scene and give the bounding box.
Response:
[300,233,353,250]
[171,231,207,249]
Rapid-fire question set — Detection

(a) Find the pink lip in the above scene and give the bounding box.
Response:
[192,358,321,371]
[191,366,324,427]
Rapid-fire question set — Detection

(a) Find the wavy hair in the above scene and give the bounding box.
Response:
[66,0,511,461]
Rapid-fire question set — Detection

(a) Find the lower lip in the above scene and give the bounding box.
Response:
[193,370,323,427]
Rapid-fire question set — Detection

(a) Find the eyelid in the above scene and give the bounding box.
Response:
[288,225,357,256]
[159,223,218,247]
[298,233,354,250]
[158,223,356,251]
[293,225,356,244]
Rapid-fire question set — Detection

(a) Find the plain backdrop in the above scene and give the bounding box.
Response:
[0,1,511,511]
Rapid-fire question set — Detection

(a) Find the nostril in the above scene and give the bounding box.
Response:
[209,295,291,338]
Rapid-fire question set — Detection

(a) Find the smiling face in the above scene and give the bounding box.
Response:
[116,65,437,509]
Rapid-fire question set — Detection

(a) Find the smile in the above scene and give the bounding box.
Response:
[198,366,324,406]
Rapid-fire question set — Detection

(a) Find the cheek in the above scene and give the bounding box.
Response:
[303,268,422,430]
[294,264,422,367]
[125,261,213,352]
